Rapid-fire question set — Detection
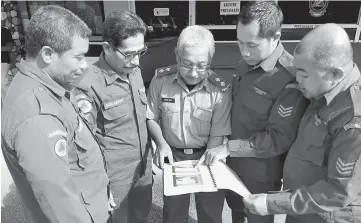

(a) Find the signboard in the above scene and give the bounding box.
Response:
[154,8,169,16]
[220,2,240,15]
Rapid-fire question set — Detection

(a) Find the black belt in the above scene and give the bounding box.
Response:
[171,146,206,155]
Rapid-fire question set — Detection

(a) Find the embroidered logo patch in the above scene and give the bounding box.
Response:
[278,105,293,118]
[77,99,92,113]
[54,139,67,157]
[336,157,356,177]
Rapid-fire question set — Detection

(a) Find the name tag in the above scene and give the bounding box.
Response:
[162,98,175,103]
[104,98,124,109]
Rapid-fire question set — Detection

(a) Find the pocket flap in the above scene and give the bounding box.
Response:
[193,107,212,122]
[242,88,272,114]
[102,104,128,121]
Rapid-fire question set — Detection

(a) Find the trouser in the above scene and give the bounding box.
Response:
[107,157,152,223]
[163,147,225,223]
[226,157,282,223]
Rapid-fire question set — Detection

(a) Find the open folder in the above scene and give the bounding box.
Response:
[163,160,251,197]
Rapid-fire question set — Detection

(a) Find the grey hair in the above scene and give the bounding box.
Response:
[176,25,215,59]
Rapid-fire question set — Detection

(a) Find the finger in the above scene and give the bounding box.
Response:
[154,154,160,168]
[168,152,174,164]
[110,198,116,207]
[205,153,212,166]
[196,154,205,167]
[210,155,218,166]
[160,154,165,169]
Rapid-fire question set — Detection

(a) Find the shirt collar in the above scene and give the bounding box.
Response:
[97,52,129,85]
[256,43,284,72]
[172,71,211,93]
[324,64,361,105]
[17,59,66,98]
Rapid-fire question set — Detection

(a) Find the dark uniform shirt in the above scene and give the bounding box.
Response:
[229,43,309,182]
[267,65,361,223]
[1,60,109,223]
[73,53,148,183]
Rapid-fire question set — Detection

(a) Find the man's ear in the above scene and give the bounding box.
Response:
[40,46,54,64]
[102,42,112,55]
[331,67,345,82]
[174,47,180,64]
[272,30,281,42]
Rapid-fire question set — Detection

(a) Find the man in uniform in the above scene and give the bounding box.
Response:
[147,25,232,223]
[197,2,308,223]
[243,23,361,223]
[1,5,109,222]
[72,10,152,223]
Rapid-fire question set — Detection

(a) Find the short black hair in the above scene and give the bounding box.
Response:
[238,1,283,39]
[26,5,91,58]
[102,10,147,48]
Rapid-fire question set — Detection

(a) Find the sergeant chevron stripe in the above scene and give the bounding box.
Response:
[336,157,356,176]
[278,105,293,118]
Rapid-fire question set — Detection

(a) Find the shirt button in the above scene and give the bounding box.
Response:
[38,87,44,91]
[184,110,189,114]
[275,200,280,205]
[354,85,360,91]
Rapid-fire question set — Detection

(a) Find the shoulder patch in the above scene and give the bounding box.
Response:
[350,82,361,116]
[278,51,297,78]
[156,65,177,78]
[54,138,67,157]
[344,117,361,131]
[208,70,230,92]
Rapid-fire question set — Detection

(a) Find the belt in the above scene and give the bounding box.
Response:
[171,147,206,155]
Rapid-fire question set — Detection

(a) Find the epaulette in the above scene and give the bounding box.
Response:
[343,117,361,130]
[155,65,177,78]
[208,70,230,92]
[350,80,361,116]
[278,51,297,78]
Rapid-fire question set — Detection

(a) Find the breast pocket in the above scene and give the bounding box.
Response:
[241,88,273,127]
[191,107,212,136]
[101,102,129,135]
[161,104,180,136]
[303,122,327,167]
[72,117,102,170]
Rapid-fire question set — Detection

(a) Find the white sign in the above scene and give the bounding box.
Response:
[220,2,240,15]
[154,8,169,16]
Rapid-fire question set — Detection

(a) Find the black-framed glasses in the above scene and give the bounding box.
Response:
[111,44,147,61]
[180,62,210,73]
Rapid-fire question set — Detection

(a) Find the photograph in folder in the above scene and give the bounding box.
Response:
[163,160,251,197]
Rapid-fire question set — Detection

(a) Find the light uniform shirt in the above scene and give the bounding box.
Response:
[147,65,232,148]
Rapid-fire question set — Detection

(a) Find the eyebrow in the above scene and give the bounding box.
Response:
[296,67,307,72]
[237,38,257,45]
[122,46,146,54]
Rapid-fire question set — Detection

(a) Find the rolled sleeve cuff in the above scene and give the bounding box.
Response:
[267,192,293,214]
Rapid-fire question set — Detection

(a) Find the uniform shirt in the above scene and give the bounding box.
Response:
[147,65,232,148]
[267,65,361,223]
[73,53,148,181]
[229,43,309,182]
[1,60,109,223]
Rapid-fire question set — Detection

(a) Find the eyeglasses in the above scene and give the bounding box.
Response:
[180,62,210,73]
[111,44,147,61]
